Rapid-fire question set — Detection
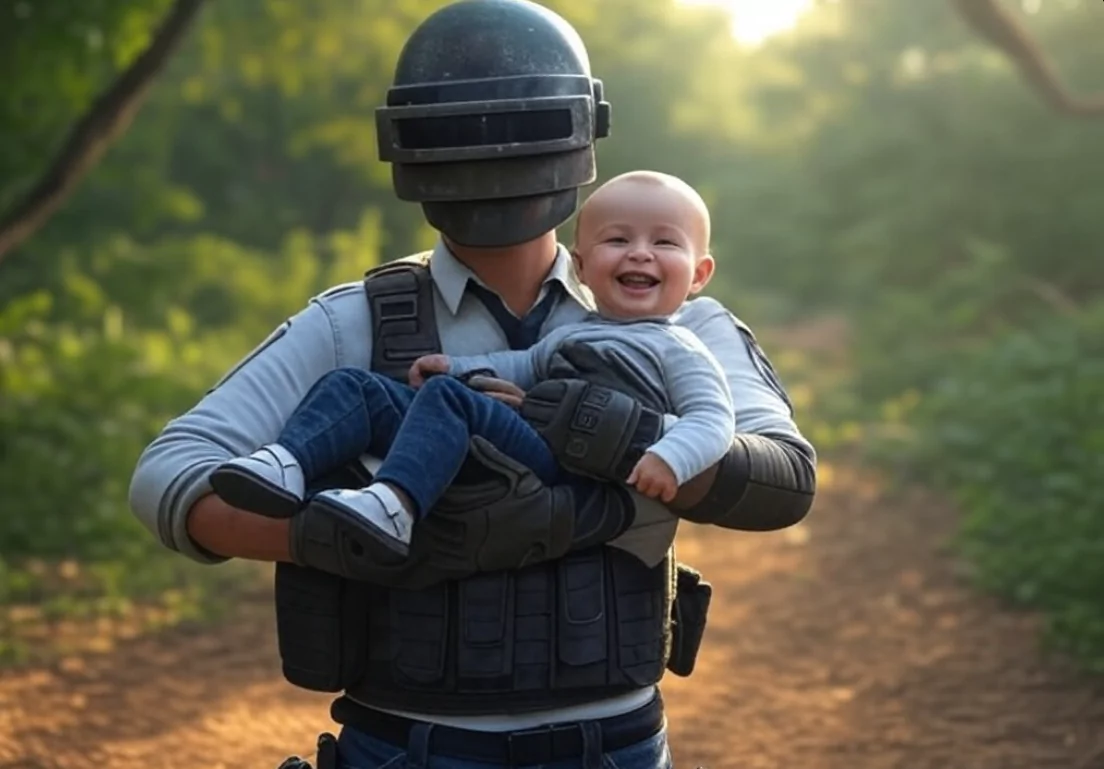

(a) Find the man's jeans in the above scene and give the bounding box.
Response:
[277,367,588,518]
[334,724,673,769]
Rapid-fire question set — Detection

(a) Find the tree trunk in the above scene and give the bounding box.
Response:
[0,0,208,264]
[950,0,1104,117]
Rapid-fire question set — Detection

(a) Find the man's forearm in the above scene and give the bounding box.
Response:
[186,494,294,562]
[672,434,816,531]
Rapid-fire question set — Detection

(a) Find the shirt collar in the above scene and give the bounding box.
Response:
[428,238,594,316]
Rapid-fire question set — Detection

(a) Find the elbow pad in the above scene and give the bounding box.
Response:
[680,434,816,531]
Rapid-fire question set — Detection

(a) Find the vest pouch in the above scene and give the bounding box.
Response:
[609,549,670,686]
[555,550,608,688]
[666,562,712,677]
[274,562,367,692]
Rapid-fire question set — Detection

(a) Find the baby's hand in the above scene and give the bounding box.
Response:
[409,354,451,387]
[626,453,678,503]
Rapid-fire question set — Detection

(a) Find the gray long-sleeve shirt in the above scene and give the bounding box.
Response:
[128,240,814,569]
[448,315,734,485]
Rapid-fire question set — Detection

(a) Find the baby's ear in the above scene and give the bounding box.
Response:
[690,253,716,293]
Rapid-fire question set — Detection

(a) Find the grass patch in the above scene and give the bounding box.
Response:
[0,552,269,667]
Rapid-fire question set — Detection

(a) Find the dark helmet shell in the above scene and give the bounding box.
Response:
[375,0,611,247]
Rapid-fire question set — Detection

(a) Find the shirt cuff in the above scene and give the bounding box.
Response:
[644,444,694,486]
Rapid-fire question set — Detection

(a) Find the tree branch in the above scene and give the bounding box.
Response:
[0,0,208,263]
[950,0,1104,117]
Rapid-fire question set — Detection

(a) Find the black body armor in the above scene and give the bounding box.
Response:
[273,258,710,717]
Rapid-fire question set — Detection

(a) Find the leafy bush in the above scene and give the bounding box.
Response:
[0,221,381,665]
[894,302,1104,670]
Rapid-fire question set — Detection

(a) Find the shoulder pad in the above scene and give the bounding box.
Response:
[726,311,753,337]
[362,251,441,381]
[315,281,365,301]
[363,251,433,281]
[732,317,792,414]
[689,295,727,314]
[678,295,731,326]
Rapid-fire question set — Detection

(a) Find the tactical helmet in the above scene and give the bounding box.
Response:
[375,0,611,247]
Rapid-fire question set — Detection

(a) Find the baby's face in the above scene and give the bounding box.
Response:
[573,179,714,320]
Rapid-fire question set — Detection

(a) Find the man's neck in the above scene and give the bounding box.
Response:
[445,231,559,316]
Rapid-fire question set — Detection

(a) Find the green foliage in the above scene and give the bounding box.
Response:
[1,0,1101,669]
[0,287,190,558]
[0,0,175,208]
[893,302,1104,670]
[737,0,1104,666]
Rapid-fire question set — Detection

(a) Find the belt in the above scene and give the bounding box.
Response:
[332,693,665,765]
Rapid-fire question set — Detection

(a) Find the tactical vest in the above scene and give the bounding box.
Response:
[274,255,707,716]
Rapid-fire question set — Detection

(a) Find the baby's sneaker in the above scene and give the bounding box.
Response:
[210,444,306,518]
[310,483,414,559]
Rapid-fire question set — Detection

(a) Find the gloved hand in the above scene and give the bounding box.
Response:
[287,436,582,590]
[520,378,663,482]
[519,339,666,481]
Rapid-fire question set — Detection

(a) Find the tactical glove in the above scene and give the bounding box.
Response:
[288,436,631,590]
[521,378,663,482]
[519,338,666,480]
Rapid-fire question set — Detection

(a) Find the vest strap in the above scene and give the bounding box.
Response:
[363,253,441,382]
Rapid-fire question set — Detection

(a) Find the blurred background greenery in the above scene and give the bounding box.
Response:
[1,0,1101,670]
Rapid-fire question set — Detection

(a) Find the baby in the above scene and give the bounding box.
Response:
[209,171,734,561]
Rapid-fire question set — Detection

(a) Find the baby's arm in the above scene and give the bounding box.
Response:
[644,328,736,485]
[445,328,568,391]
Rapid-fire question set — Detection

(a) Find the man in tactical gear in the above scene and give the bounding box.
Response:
[127,0,817,766]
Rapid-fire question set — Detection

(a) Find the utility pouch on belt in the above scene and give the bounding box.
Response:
[666,562,712,677]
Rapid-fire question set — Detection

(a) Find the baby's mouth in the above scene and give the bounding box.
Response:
[616,273,660,289]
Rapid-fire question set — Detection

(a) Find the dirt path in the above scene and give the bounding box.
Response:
[3,466,1103,769]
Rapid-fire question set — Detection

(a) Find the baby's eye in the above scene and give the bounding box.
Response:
[605,236,628,244]
[655,239,678,246]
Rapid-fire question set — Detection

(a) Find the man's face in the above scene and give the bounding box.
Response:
[573,180,714,319]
